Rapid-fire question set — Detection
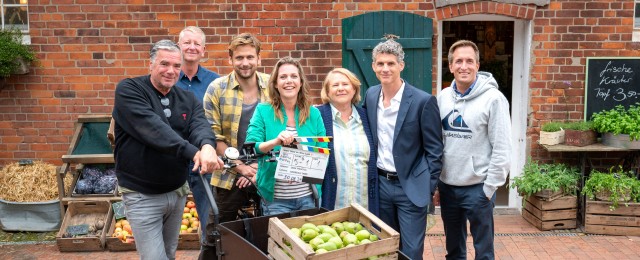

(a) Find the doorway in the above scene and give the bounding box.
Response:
[438,16,531,208]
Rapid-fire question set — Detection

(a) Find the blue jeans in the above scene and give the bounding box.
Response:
[261,194,315,216]
[122,191,187,260]
[378,176,428,260]
[187,170,212,245]
[439,182,496,260]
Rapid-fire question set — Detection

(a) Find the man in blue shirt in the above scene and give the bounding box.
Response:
[175,26,220,247]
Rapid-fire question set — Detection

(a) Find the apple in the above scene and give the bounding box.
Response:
[186,200,196,209]
[180,224,188,231]
[182,213,192,219]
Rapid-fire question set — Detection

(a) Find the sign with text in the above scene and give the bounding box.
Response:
[274,147,329,184]
[585,57,640,120]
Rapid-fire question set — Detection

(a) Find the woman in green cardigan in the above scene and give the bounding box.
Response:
[246,56,327,215]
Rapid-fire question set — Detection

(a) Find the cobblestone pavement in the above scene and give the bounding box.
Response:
[1,215,639,259]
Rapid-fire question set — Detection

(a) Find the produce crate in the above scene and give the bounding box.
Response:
[70,164,118,198]
[56,201,112,252]
[539,130,565,145]
[533,188,564,201]
[268,203,399,260]
[522,195,577,231]
[105,195,200,251]
[585,200,640,236]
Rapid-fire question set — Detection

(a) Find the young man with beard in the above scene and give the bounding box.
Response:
[199,33,269,259]
[174,26,220,246]
[112,39,223,260]
[435,40,511,260]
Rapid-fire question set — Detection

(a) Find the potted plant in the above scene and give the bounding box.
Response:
[582,166,640,210]
[511,159,580,199]
[563,121,597,147]
[539,122,565,145]
[0,29,37,78]
[591,104,640,149]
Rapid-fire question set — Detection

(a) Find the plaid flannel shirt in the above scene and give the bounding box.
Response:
[203,71,270,189]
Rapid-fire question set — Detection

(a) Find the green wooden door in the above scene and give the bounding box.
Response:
[342,11,433,99]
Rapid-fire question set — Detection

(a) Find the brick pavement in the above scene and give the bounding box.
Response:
[1,215,639,259]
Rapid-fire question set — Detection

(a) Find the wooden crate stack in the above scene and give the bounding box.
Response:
[585,200,640,236]
[56,201,113,252]
[268,203,399,260]
[521,191,577,231]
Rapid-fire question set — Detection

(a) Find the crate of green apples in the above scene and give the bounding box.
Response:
[267,203,399,260]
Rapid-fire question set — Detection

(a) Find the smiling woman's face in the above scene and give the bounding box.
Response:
[276,64,301,102]
[327,72,355,107]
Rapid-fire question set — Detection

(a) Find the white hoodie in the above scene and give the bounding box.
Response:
[437,71,512,198]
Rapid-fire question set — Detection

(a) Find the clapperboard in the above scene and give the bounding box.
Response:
[274,136,331,184]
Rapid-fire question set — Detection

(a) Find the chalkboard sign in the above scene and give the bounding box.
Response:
[112,201,126,220]
[585,57,640,120]
[66,224,89,236]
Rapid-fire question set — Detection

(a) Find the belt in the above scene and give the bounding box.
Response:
[377,168,399,180]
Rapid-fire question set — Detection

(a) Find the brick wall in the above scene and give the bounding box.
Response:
[0,0,638,166]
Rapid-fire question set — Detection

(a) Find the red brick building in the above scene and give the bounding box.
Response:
[1,0,639,207]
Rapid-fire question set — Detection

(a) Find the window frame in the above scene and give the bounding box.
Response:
[1,0,29,32]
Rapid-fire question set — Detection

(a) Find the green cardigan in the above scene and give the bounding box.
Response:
[246,103,327,202]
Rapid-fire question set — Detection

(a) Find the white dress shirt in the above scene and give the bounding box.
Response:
[376,82,405,172]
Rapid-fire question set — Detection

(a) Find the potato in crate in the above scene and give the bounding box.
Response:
[268,203,399,260]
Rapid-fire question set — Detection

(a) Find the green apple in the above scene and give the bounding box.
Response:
[339,231,350,239]
[331,222,344,234]
[359,238,372,245]
[317,233,333,242]
[342,233,358,246]
[328,236,344,249]
[300,223,318,232]
[355,223,363,232]
[322,227,338,237]
[317,241,337,252]
[369,234,379,241]
[317,224,330,233]
[316,248,328,254]
[344,222,356,234]
[301,228,318,242]
[308,237,325,250]
[355,230,371,241]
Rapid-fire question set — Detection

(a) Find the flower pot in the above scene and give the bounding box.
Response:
[564,129,597,147]
[0,199,61,231]
[539,130,565,145]
[601,132,640,149]
[13,57,30,75]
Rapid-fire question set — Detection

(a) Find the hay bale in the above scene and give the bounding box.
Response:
[0,161,72,202]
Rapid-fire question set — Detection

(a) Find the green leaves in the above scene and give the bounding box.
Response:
[582,166,640,210]
[541,121,593,132]
[591,104,640,141]
[0,29,37,78]
[510,160,580,197]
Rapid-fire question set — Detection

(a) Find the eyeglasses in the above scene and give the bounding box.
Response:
[160,96,171,118]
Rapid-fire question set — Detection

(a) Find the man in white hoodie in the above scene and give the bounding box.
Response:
[435,40,511,260]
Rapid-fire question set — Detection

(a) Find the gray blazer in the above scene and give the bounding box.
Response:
[363,82,444,207]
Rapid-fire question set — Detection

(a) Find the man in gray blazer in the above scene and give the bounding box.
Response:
[363,38,443,260]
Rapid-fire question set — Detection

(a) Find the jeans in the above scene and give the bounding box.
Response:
[378,176,428,260]
[187,170,212,245]
[122,191,187,260]
[439,182,496,260]
[261,194,315,216]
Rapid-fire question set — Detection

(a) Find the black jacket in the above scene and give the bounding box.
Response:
[113,75,215,194]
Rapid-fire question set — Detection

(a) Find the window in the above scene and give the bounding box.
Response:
[1,0,28,31]
[635,1,640,41]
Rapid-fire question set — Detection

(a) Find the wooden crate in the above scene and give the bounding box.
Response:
[585,200,640,236]
[70,164,118,198]
[522,195,577,231]
[268,203,399,260]
[105,196,200,251]
[533,188,564,201]
[56,201,112,252]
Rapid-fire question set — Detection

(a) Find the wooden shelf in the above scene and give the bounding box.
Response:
[541,143,630,152]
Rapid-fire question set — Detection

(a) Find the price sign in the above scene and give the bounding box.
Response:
[66,224,89,236]
[274,147,329,184]
[112,201,126,220]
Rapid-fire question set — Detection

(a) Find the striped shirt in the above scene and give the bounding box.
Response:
[331,104,369,209]
[273,126,313,199]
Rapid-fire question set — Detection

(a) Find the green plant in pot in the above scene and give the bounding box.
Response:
[539,122,566,145]
[591,104,640,146]
[563,121,597,147]
[510,159,580,199]
[582,166,640,210]
[0,29,37,78]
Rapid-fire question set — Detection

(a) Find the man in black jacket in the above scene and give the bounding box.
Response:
[112,39,223,260]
